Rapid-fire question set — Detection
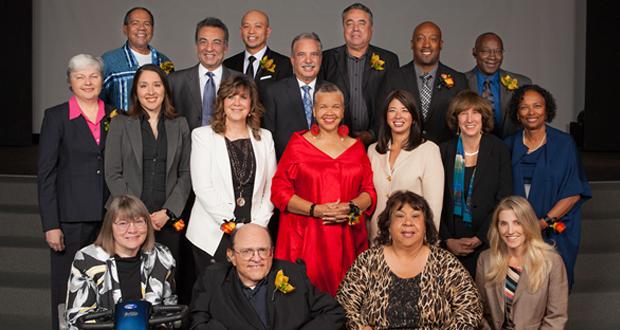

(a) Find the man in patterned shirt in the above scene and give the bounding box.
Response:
[101,7,174,111]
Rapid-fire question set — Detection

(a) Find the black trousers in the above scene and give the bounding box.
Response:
[50,221,100,330]
[191,237,229,278]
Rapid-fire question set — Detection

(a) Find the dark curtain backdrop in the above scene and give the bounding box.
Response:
[585,0,620,151]
[0,0,32,146]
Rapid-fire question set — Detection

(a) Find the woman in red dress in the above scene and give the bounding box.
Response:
[271,83,376,296]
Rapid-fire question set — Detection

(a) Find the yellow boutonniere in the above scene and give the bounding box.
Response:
[260,55,276,73]
[370,53,385,71]
[501,74,519,91]
[103,109,119,132]
[273,269,295,300]
[160,61,175,75]
[440,74,455,88]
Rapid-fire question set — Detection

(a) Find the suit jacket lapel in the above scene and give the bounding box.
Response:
[254,48,268,80]
[249,128,264,197]
[164,118,178,174]
[403,62,422,114]
[466,69,478,92]
[499,69,512,132]
[361,49,373,92]
[190,65,202,117]
[214,131,235,201]
[472,134,490,191]
[426,63,446,122]
[266,268,278,328]
[126,117,143,171]
[286,78,309,127]
[225,270,265,330]
[512,268,529,304]
[99,106,113,152]
[335,47,350,97]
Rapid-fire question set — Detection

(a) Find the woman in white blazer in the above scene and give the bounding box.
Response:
[186,75,276,274]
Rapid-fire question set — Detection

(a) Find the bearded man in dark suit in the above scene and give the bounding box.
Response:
[320,3,399,145]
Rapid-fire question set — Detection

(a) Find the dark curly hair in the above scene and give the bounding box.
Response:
[210,74,264,140]
[508,84,557,125]
[375,191,438,246]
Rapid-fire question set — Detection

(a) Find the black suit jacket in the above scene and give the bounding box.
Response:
[439,133,512,244]
[168,64,239,131]
[319,45,399,136]
[261,76,326,159]
[37,102,112,232]
[190,259,345,330]
[381,61,468,144]
[224,47,293,89]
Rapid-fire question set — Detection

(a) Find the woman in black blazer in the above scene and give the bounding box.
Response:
[439,90,512,276]
[37,54,113,330]
[105,64,191,265]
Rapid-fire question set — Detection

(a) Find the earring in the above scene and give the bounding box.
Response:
[338,124,349,138]
[310,123,320,136]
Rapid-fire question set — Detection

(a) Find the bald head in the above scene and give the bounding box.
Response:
[231,223,272,250]
[240,10,272,52]
[474,32,503,51]
[411,21,443,72]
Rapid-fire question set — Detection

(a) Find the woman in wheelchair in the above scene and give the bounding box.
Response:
[65,194,177,329]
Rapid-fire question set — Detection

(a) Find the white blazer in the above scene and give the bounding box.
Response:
[186,126,276,255]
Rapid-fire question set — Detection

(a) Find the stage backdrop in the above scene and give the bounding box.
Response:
[32,0,586,135]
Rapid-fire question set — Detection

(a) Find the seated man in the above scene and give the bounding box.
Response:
[190,224,345,329]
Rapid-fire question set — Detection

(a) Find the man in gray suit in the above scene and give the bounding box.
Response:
[169,17,239,131]
[466,32,532,138]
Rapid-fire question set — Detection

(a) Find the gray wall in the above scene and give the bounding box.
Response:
[33,0,586,134]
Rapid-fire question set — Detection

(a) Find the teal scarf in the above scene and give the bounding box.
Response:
[452,135,476,226]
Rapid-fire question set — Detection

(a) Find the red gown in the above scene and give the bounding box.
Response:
[271,132,376,296]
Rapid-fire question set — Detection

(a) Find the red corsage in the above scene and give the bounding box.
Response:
[338,124,349,137]
[551,221,566,234]
[220,219,236,235]
[310,123,320,136]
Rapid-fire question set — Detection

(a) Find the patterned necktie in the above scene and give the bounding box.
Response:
[482,79,499,127]
[202,72,215,126]
[420,72,433,120]
[246,55,256,79]
[301,85,313,128]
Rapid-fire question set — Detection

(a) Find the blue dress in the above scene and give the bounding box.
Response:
[505,126,591,288]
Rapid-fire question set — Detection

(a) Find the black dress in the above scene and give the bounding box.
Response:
[386,272,422,329]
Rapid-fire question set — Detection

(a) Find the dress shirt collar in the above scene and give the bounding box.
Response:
[199,63,223,80]
[414,62,438,79]
[296,77,317,91]
[68,96,105,124]
[245,46,268,64]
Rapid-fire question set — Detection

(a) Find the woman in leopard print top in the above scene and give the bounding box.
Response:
[336,191,482,329]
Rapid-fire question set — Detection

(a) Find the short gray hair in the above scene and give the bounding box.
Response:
[66,54,104,80]
[290,32,322,55]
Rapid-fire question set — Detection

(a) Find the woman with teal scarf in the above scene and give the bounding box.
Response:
[440,91,512,276]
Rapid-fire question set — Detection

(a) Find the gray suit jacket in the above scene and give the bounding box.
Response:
[168,64,239,131]
[465,68,532,138]
[476,249,568,330]
[104,114,191,216]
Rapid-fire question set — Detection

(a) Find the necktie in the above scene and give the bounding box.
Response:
[482,79,499,127]
[301,85,313,128]
[246,55,256,79]
[420,73,433,120]
[202,72,215,126]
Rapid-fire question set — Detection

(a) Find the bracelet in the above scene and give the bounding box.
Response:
[348,201,361,225]
[543,215,557,226]
[309,204,317,217]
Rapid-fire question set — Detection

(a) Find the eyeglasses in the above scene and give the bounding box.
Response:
[477,48,504,57]
[233,247,273,260]
[113,218,147,231]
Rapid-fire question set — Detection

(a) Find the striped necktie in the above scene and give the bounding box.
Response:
[301,85,313,128]
[202,72,215,126]
[420,72,433,120]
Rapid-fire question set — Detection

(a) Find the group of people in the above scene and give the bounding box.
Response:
[37,3,592,329]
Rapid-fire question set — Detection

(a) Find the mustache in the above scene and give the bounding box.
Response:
[301,63,316,69]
